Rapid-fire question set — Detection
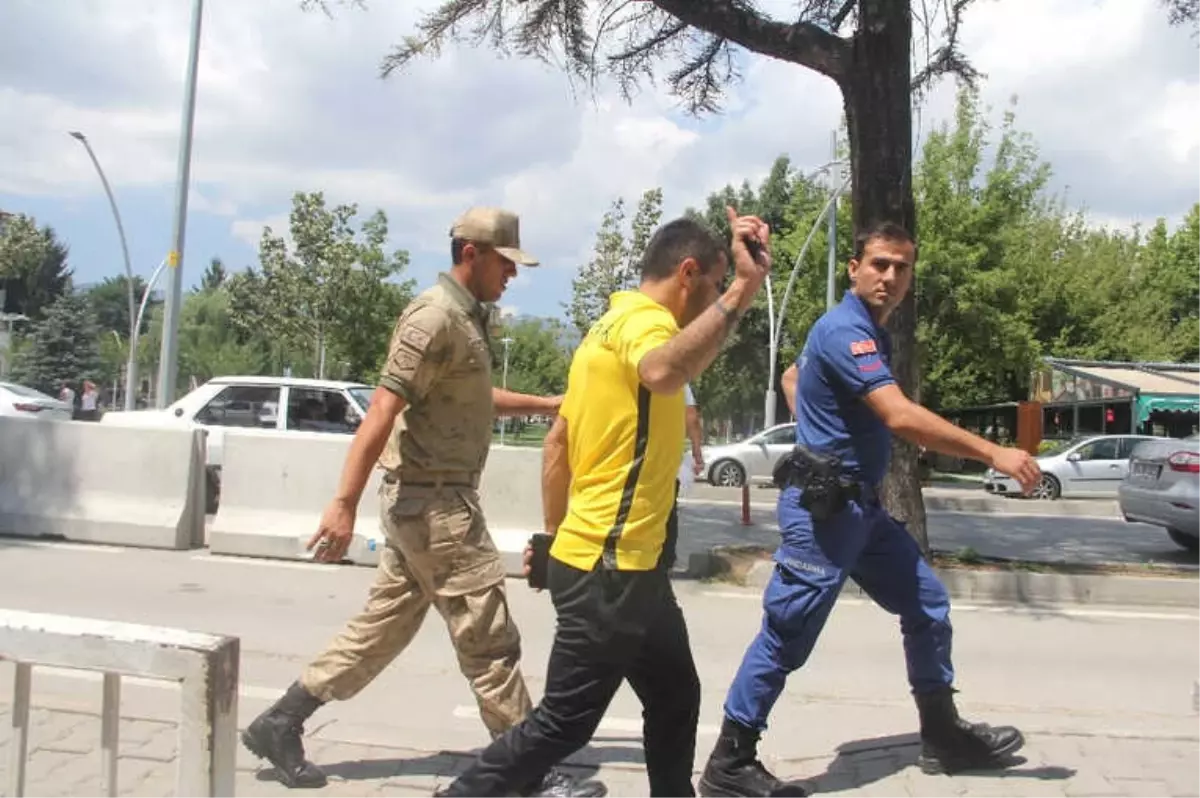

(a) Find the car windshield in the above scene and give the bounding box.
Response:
[348,386,373,411]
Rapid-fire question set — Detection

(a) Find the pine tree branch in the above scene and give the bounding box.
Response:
[648,0,849,81]
[829,0,857,31]
[911,0,983,97]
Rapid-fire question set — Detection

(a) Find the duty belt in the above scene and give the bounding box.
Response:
[388,470,481,489]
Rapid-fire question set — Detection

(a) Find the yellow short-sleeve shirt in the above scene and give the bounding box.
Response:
[551,291,687,572]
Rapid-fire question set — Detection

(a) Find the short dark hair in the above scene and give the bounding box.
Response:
[451,237,466,264]
[640,218,725,282]
[853,221,917,262]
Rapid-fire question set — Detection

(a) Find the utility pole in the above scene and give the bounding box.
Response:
[826,130,839,311]
[156,0,204,407]
[499,336,513,446]
[67,131,139,410]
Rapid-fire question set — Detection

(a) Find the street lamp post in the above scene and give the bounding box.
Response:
[763,150,851,428]
[68,131,139,411]
[499,336,513,446]
[156,0,205,408]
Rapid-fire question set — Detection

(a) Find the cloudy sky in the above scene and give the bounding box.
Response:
[1,0,1196,320]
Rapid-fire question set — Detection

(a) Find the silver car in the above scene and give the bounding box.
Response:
[1118,434,1199,551]
[702,423,796,487]
[984,434,1158,499]
[0,382,73,421]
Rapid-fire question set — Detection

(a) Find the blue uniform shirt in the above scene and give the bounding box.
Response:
[793,292,896,486]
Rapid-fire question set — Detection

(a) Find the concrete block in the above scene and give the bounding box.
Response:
[208,429,385,564]
[210,433,544,572]
[0,418,206,550]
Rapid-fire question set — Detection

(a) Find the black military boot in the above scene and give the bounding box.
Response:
[521,767,608,797]
[698,718,808,797]
[436,767,608,798]
[241,681,328,788]
[915,687,1025,774]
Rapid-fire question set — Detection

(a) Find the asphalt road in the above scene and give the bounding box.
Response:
[676,485,1199,570]
[0,538,1195,789]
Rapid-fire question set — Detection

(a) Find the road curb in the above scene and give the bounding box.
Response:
[923,494,1119,518]
[687,548,1199,608]
[684,489,1121,519]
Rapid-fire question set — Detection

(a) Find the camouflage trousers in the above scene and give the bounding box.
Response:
[301,480,531,736]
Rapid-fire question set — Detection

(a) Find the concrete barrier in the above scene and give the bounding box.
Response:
[207,428,386,563]
[0,418,206,549]
[208,433,545,571]
[478,446,545,574]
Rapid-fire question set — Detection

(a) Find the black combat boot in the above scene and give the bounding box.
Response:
[698,718,808,797]
[436,767,608,798]
[914,687,1025,774]
[241,681,328,788]
[521,767,608,797]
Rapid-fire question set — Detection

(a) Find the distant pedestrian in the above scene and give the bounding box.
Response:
[80,381,99,421]
[241,208,601,798]
[58,383,76,418]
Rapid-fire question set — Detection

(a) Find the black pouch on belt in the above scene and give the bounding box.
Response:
[775,445,862,522]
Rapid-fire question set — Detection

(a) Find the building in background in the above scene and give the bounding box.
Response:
[938,358,1199,469]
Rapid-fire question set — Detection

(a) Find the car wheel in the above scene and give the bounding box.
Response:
[1167,528,1199,552]
[205,466,221,515]
[710,459,746,488]
[1030,474,1061,500]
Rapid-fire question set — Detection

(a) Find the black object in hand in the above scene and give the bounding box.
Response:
[527,532,552,590]
[743,234,764,262]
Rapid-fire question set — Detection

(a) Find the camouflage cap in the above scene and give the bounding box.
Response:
[450,207,539,266]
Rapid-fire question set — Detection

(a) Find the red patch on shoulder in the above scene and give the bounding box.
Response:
[849,339,877,356]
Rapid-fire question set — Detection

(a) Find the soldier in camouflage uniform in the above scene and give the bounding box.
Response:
[242,208,605,798]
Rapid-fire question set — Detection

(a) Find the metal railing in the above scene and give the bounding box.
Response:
[1,609,239,796]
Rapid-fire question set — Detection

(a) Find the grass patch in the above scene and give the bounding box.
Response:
[931,549,1198,579]
[698,544,1197,584]
[495,423,550,448]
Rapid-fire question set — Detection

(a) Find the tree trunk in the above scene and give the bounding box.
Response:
[841,0,929,553]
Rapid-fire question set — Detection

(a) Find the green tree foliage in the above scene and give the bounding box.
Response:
[87,275,153,337]
[178,288,267,383]
[200,257,228,292]
[913,88,1050,411]
[568,188,663,336]
[0,214,72,320]
[11,293,102,394]
[227,191,415,381]
[493,317,571,397]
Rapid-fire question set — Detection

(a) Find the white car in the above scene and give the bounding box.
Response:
[702,423,797,487]
[0,381,73,421]
[102,376,373,511]
[984,433,1159,500]
[102,375,373,464]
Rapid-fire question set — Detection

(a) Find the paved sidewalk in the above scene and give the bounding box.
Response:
[2,702,1196,797]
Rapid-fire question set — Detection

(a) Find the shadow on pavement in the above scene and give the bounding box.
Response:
[801,732,1077,792]
[280,747,604,784]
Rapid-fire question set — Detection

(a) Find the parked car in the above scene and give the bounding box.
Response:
[702,423,797,487]
[0,381,73,421]
[1118,434,1199,551]
[101,376,373,512]
[984,434,1159,499]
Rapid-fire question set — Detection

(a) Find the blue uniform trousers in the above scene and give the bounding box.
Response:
[724,486,954,731]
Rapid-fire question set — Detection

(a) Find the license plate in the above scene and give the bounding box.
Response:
[1132,462,1161,480]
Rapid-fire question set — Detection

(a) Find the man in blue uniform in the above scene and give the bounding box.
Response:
[698,221,1042,797]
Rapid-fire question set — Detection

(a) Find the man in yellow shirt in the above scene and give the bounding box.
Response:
[439,208,772,797]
